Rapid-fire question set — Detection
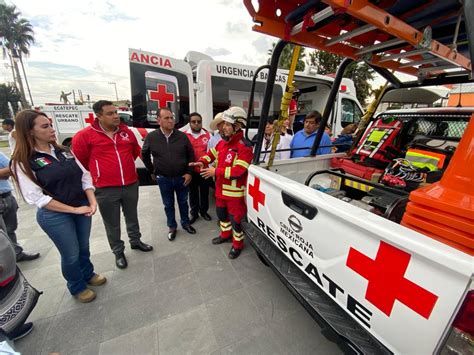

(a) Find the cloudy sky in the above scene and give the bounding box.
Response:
[1,0,276,105]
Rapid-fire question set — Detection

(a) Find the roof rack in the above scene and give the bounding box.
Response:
[244,0,473,80]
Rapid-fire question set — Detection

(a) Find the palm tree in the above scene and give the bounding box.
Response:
[12,18,35,106]
[0,83,21,117]
[0,4,35,108]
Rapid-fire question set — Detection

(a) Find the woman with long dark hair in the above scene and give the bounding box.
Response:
[11,110,106,303]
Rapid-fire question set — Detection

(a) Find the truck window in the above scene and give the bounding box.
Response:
[211,77,283,128]
[341,98,362,126]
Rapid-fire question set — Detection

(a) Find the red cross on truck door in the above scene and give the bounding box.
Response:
[149,84,175,108]
[248,177,266,212]
[346,241,439,319]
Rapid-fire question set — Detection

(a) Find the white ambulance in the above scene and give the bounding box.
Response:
[41,105,95,147]
[40,104,152,184]
[40,105,142,147]
[128,49,363,138]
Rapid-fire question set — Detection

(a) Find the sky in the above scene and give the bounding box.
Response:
[1,0,277,105]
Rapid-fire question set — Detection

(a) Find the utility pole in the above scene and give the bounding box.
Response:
[108,81,119,101]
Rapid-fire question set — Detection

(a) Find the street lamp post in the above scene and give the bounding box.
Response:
[108,81,119,101]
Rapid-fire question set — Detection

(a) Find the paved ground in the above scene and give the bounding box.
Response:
[9,169,343,354]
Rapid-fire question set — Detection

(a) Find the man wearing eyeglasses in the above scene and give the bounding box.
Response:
[184,112,212,224]
[142,107,197,241]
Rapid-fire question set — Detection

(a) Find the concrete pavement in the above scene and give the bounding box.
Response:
[11,179,343,354]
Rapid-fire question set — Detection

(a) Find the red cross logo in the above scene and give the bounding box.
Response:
[346,241,438,319]
[149,84,175,108]
[248,177,265,211]
[85,113,95,125]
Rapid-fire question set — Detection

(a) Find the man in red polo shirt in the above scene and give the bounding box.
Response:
[185,112,212,224]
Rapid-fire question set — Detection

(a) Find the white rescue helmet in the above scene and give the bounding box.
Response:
[223,106,247,129]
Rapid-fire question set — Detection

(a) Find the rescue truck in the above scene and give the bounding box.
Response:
[128,48,363,138]
[241,1,474,354]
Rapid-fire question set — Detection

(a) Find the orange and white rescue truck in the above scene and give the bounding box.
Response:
[241,1,474,354]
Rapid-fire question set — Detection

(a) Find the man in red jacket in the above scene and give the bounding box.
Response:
[190,106,253,259]
[72,100,152,269]
[185,112,212,224]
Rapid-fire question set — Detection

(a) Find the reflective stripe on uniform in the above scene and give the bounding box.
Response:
[222,183,244,192]
[222,190,245,197]
[210,148,218,159]
[203,155,212,163]
[233,230,244,241]
[234,159,249,169]
[220,221,232,231]
[224,167,231,179]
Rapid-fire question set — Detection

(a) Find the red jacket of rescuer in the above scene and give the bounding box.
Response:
[185,128,211,172]
[72,120,142,188]
[199,130,253,200]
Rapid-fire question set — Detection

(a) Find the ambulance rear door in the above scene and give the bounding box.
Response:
[129,48,195,129]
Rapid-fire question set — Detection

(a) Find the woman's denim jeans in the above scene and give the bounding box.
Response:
[37,208,95,295]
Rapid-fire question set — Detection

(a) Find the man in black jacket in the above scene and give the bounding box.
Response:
[142,108,197,240]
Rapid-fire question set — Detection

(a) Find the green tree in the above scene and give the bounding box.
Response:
[267,43,306,71]
[309,50,374,106]
[0,83,21,118]
[0,4,35,108]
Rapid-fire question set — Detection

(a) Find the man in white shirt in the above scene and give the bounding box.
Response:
[2,118,16,154]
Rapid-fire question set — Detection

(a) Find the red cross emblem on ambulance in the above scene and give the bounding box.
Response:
[346,241,438,319]
[85,113,95,125]
[149,84,175,108]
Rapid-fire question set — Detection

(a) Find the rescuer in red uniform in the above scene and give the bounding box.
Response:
[190,106,253,259]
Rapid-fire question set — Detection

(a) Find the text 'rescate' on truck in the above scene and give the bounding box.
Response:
[241,0,474,354]
[128,49,363,139]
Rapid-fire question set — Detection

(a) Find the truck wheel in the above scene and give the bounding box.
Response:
[256,251,269,267]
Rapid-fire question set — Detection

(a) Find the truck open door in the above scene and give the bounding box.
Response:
[129,48,195,128]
